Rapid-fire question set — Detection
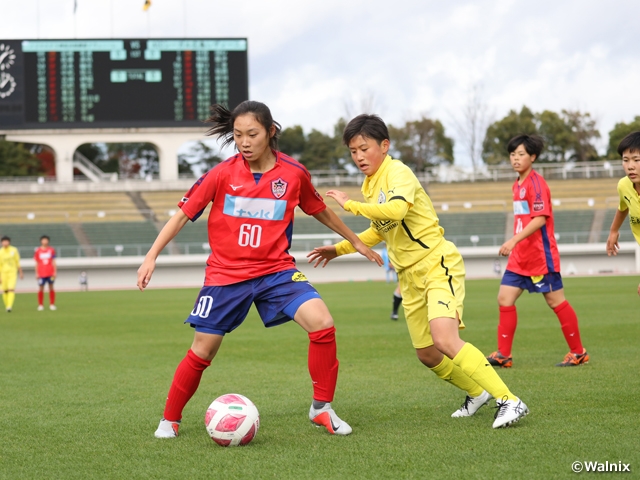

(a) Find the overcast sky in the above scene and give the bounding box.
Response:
[2,0,639,166]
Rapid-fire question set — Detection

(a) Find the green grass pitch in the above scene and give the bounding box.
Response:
[1,276,639,479]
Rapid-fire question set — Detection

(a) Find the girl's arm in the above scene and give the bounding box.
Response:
[137,210,190,290]
[312,208,383,266]
[606,209,628,256]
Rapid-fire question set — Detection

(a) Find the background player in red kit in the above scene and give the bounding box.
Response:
[34,235,57,311]
[137,101,382,439]
[486,135,589,368]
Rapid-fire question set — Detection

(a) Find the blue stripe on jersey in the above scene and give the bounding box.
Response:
[284,220,294,254]
[279,154,311,179]
[539,224,556,272]
[513,200,530,215]
[223,194,287,221]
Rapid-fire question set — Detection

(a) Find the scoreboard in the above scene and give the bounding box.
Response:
[0,38,248,129]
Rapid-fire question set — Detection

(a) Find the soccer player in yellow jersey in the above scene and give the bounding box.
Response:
[308,114,529,428]
[0,236,24,312]
[606,131,640,295]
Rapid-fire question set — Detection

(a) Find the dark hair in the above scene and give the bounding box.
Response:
[507,134,544,159]
[617,131,640,156]
[40,235,50,241]
[1,236,10,242]
[204,101,281,150]
[343,114,390,146]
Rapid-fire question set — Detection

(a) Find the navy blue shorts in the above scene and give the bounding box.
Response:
[38,277,55,286]
[185,269,321,336]
[501,269,563,293]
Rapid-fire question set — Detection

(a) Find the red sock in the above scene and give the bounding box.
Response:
[38,291,44,306]
[308,326,339,403]
[163,349,211,421]
[49,290,56,305]
[554,301,583,354]
[497,306,517,357]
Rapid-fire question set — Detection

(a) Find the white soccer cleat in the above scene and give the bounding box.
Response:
[154,418,180,438]
[49,305,57,311]
[37,305,44,311]
[309,403,352,435]
[492,396,529,428]
[451,390,492,418]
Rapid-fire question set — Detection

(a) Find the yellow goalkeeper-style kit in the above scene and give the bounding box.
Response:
[0,245,20,290]
[334,155,465,349]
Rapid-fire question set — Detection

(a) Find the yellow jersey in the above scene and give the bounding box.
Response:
[0,245,21,273]
[617,176,640,244]
[335,155,445,270]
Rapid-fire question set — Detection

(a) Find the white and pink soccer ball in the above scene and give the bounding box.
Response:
[205,394,260,447]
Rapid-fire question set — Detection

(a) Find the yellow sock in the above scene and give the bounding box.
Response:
[7,292,15,309]
[430,355,485,397]
[452,343,516,401]
[2,292,7,308]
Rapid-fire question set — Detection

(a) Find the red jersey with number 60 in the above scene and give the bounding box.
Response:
[34,246,56,278]
[506,170,561,276]
[178,151,326,286]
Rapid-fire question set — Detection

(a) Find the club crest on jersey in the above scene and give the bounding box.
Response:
[533,201,544,212]
[519,187,526,199]
[378,188,386,204]
[271,178,288,199]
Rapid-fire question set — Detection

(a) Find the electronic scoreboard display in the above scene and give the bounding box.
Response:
[0,38,248,129]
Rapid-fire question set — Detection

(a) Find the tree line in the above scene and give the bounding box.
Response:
[1,109,640,177]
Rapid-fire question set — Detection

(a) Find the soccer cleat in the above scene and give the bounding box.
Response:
[556,349,589,367]
[154,418,180,438]
[309,403,352,435]
[451,390,493,418]
[50,305,57,311]
[390,313,399,320]
[6,308,11,312]
[486,351,513,368]
[492,396,529,429]
[37,305,44,311]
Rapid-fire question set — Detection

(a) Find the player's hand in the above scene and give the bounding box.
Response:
[307,246,338,268]
[352,239,383,266]
[137,256,156,291]
[325,190,350,209]
[498,239,517,256]
[606,232,620,256]
[637,282,640,297]
[19,271,24,280]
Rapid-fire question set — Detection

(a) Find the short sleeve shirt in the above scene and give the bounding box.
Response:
[34,246,56,277]
[178,151,326,286]
[506,170,561,276]
[616,176,640,244]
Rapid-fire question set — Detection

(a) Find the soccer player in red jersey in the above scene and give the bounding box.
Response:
[486,135,589,368]
[137,101,382,439]
[34,235,57,311]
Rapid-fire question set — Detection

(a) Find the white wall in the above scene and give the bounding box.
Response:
[16,243,639,293]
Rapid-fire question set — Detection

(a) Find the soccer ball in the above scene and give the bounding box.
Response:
[205,393,260,447]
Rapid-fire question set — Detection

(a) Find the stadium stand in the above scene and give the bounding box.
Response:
[0,192,144,223]
[0,178,626,257]
[0,223,80,257]
[439,212,507,247]
[600,209,634,242]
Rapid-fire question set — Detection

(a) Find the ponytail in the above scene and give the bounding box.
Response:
[204,104,235,149]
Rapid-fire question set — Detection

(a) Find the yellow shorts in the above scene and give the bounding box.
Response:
[0,271,17,291]
[397,240,466,349]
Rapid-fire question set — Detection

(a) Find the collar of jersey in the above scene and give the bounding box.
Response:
[239,149,280,174]
[362,155,393,197]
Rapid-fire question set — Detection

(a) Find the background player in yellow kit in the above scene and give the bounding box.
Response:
[308,114,529,429]
[0,236,24,312]
[606,131,640,295]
